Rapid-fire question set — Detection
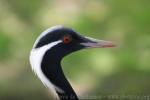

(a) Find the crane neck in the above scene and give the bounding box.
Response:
[41,49,79,100]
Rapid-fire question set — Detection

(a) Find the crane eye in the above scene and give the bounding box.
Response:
[63,35,72,44]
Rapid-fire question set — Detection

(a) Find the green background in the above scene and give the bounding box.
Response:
[0,0,150,100]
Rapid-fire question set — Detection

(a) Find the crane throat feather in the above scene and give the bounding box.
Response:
[30,40,64,95]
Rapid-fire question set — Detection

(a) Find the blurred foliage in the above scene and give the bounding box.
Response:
[0,32,12,59]
[0,0,150,100]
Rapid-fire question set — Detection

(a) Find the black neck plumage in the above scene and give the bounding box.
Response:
[41,49,79,100]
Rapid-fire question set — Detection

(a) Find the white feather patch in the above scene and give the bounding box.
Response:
[30,40,64,96]
[30,25,66,97]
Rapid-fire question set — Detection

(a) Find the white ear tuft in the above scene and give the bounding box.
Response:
[30,40,62,97]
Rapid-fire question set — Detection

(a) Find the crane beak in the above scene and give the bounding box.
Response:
[80,37,116,48]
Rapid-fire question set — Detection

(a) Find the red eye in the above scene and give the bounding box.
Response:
[63,35,72,44]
